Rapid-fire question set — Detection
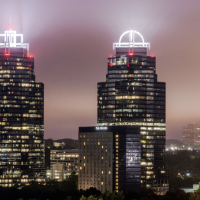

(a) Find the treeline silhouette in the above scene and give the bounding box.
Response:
[0,181,192,200]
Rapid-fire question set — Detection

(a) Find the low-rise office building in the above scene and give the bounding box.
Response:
[46,149,79,181]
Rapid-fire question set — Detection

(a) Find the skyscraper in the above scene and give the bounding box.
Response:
[0,30,45,186]
[78,30,168,194]
[97,30,168,194]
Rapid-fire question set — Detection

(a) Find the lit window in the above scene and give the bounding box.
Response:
[101,182,103,185]
[98,142,100,145]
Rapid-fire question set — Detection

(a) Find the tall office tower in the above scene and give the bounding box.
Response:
[97,30,168,194]
[183,123,200,145]
[0,30,45,186]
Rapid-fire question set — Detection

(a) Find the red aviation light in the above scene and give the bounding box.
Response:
[151,55,154,58]
[5,53,10,56]
[109,55,112,58]
[29,55,32,58]
[109,63,113,66]
[129,52,134,56]
[127,64,129,67]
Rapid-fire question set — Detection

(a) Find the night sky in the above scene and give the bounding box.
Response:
[0,0,200,140]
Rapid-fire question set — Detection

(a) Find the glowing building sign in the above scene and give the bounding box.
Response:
[96,127,107,130]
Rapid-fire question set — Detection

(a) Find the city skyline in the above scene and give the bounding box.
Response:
[0,0,200,140]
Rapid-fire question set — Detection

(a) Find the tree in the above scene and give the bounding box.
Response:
[190,188,200,200]
[80,195,102,200]
[82,187,101,198]
[100,191,124,200]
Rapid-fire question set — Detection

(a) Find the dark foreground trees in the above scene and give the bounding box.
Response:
[0,182,192,200]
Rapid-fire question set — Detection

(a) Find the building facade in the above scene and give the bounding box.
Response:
[50,162,65,181]
[78,126,141,193]
[194,127,200,146]
[0,30,45,186]
[183,124,200,145]
[79,30,168,194]
[46,149,78,181]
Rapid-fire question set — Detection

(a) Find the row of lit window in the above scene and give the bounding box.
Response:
[0,82,42,87]
[0,148,44,152]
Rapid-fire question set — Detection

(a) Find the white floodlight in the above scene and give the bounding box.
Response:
[0,29,29,56]
[113,30,150,53]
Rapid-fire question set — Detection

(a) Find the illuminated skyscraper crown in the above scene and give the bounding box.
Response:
[0,30,29,56]
[113,30,150,52]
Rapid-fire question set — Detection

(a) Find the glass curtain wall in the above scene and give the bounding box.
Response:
[0,51,45,187]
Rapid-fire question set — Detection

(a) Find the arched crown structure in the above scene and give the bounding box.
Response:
[113,30,150,51]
